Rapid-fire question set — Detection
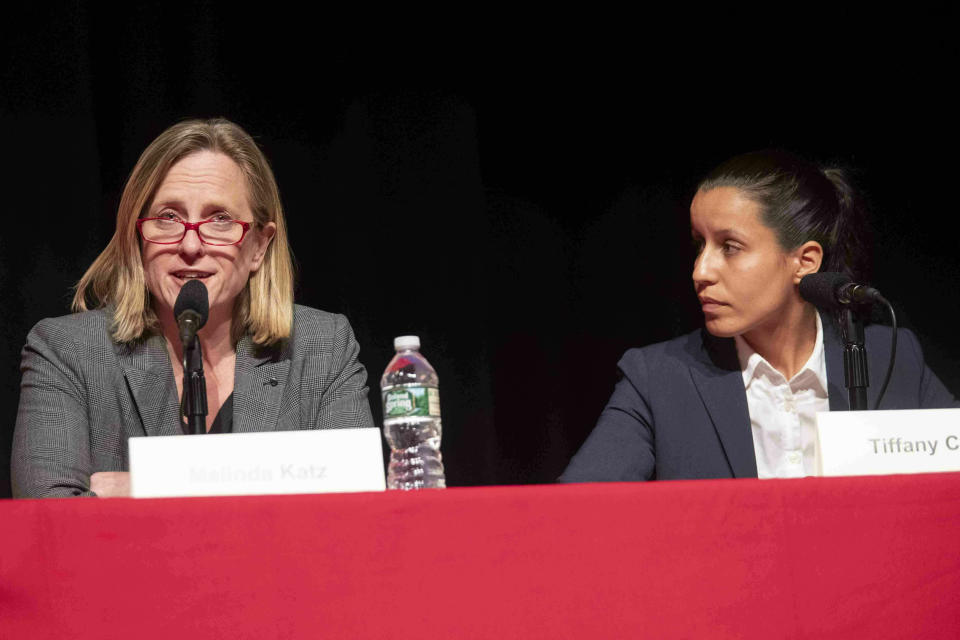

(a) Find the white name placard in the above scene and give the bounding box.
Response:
[129,428,386,498]
[816,409,960,477]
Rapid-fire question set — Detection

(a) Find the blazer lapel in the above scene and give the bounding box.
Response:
[688,331,759,479]
[116,335,182,438]
[232,336,290,433]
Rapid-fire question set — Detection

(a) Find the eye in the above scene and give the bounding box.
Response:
[210,211,234,222]
[722,241,742,255]
[691,236,705,254]
[157,210,181,221]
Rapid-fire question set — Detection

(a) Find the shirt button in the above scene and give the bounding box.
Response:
[783,399,796,412]
[788,452,802,465]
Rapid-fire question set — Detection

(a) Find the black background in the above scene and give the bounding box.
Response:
[2,5,958,497]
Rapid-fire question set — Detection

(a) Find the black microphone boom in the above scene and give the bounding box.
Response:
[799,272,886,310]
[173,280,209,347]
[173,280,209,434]
[798,271,898,411]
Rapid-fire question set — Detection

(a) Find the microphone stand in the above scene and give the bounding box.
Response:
[840,308,869,410]
[182,334,208,435]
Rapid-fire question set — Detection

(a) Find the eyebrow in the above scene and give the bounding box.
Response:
[691,227,743,237]
[151,201,235,213]
[151,200,179,209]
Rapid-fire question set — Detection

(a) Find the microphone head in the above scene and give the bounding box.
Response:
[798,272,850,310]
[173,279,209,329]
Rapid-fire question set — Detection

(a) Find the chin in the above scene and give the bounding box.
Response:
[703,317,743,339]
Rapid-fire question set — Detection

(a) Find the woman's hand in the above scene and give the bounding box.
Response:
[90,472,131,498]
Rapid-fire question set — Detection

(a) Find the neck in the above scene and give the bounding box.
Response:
[742,301,818,381]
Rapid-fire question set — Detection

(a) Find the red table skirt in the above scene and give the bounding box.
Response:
[2,474,959,638]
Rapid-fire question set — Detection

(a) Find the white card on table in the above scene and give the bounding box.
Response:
[816,408,960,477]
[130,428,386,498]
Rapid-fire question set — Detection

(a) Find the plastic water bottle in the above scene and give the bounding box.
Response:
[381,336,446,489]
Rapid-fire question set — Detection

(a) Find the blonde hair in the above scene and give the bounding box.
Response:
[73,118,294,346]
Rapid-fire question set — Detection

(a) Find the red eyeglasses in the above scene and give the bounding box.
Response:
[137,217,252,246]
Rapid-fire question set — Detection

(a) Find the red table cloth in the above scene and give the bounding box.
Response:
[2,474,959,638]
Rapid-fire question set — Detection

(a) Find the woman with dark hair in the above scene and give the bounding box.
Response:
[561,150,957,482]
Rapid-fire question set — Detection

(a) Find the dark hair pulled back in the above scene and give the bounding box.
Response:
[698,150,869,281]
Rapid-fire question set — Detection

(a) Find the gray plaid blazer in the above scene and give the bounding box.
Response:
[12,305,375,497]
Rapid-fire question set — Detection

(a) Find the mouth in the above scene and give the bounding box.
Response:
[172,270,214,283]
[699,297,727,313]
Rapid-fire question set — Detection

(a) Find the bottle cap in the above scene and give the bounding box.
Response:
[393,335,420,351]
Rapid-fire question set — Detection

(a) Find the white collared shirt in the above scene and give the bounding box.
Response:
[734,313,829,479]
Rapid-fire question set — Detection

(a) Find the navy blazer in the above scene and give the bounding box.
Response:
[560,322,958,482]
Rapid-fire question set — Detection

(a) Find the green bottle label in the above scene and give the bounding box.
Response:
[383,387,440,418]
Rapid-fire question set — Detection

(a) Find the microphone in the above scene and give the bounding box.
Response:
[799,272,885,310]
[173,280,209,435]
[173,280,209,347]
[800,271,900,411]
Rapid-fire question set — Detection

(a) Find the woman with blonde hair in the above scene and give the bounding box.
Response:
[13,118,374,497]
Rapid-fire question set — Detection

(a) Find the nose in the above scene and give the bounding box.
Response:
[178,226,206,259]
[692,246,718,290]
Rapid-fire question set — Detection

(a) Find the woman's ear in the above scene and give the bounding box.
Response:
[793,240,823,284]
[250,222,277,272]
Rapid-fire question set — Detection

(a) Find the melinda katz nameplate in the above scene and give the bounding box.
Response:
[816,408,960,477]
[129,428,386,498]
